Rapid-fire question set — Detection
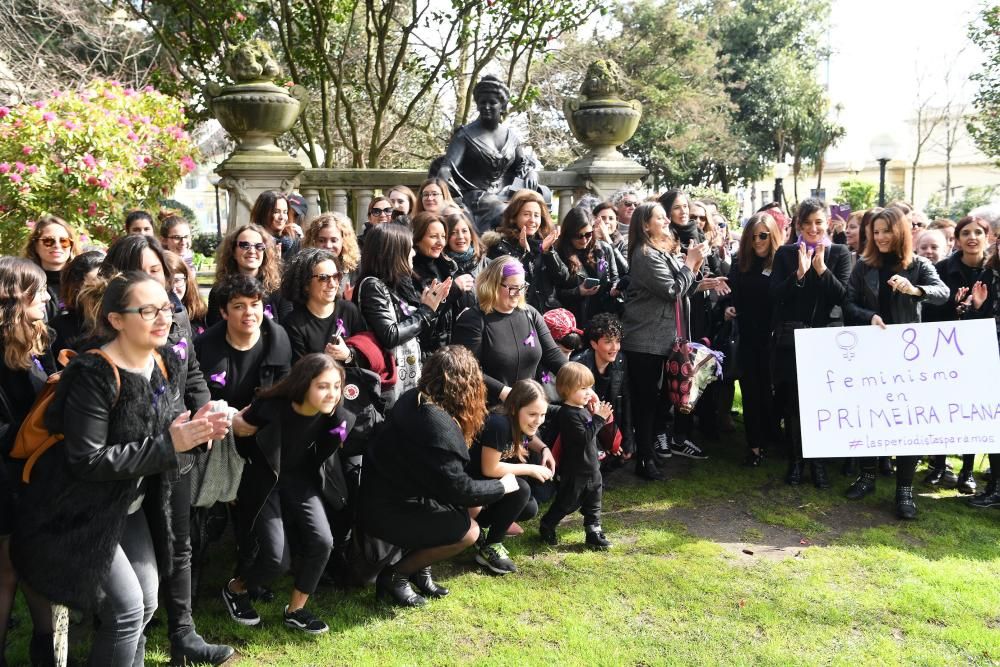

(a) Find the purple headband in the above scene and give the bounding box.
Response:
[502,262,525,278]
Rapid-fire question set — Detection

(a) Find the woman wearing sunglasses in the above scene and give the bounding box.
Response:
[554,206,620,326]
[23,215,78,322]
[207,224,285,327]
[722,212,783,467]
[452,256,566,408]
[359,197,396,248]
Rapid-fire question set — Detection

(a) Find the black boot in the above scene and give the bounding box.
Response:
[375,566,426,607]
[956,470,977,495]
[785,459,804,486]
[29,632,55,667]
[846,472,876,500]
[635,458,665,481]
[967,480,1000,509]
[841,458,858,477]
[408,567,449,598]
[810,461,830,489]
[169,629,235,666]
[895,485,917,520]
[879,457,895,477]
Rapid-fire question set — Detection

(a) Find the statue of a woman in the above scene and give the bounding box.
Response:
[434,75,548,227]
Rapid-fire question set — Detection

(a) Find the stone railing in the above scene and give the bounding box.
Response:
[299,168,584,231]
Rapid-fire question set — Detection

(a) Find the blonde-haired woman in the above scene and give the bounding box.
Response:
[303,212,361,295]
[451,256,566,406]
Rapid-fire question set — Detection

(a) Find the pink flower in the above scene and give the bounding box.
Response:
[179,155,196,172]
[62,166,71,174]
[98,178,110,189]
[0,163,9,174]
[26,165,37,174]
[143,85,155,93]
[80,233,89,243]
[87,202,98,217]
[168,126,184,139]
[124,87,136,96]
[139,116,151,125]
[127,131,139,142]
[235,11,246,21]
[9,173,22,183]
[82,153,97,169]
[14,161,25,171]
[118,115,131,126]
[0,107,8,118]
[21,146,32,155]
[110,80,122,87]
[103,90,116,100]
[86,176,99,185]
[41,112,55,122]
[31,100,45,109]
[63,120,80,131]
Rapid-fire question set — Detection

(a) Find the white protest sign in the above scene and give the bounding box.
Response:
[794,319,1000,458]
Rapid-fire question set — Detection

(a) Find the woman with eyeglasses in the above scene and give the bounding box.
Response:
[251,190,300,261]
[280,248,365,363]
[206,224,285,327]
[164,251,208,336]
[554,207,620,326]
[302,212,361,296]
[413,178,453,216]
[0,257,58,666]
[354,223,451,408]
[452,256,566,407]
[23,215,78,322]
[159,213,193,263]
[12,270,231,667]
[722,213,783,467]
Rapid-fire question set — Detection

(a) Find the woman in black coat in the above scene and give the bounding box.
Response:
[843,207,948,520]
[554,207,618,327]
[0,258,57,666]
[771,198,852,489]
[451,255,567,407]
[361,346,520,607]
[12,272,229,667]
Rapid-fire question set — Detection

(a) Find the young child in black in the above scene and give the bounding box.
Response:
[538,362,613,549]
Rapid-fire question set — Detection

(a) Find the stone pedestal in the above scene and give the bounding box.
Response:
[565,153,648,200]
[215,153,303,233]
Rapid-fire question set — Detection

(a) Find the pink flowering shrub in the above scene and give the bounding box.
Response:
[0,80,199,254]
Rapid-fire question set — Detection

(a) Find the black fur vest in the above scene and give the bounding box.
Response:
[11,345,183,610]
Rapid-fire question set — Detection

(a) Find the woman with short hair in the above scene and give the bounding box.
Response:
[387,185,417,216]
[413,178,453,216]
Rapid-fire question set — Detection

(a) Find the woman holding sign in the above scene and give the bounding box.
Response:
[844,206,949,519]
[771,198,852,489]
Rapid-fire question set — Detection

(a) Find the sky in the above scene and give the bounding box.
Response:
[824,0,986,165]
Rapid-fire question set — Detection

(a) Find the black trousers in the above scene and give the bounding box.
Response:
[929,454,976,474]
[245,484,333,596]
[738,344,779,451]
[774,378,802,460]
[860,456,918,486]
[165,468,193,639]
[477,477,537,544]
[540,473,602,530]
[625,351,692,458]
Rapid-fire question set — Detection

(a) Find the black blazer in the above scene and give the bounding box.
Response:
[770,243,852,328]
[193,317,292,406]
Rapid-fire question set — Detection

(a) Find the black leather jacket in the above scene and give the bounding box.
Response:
[845,255,949,326]
[411,253,476,353]
[353,275,437,352]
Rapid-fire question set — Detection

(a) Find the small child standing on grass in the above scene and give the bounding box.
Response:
[539,362,613,549]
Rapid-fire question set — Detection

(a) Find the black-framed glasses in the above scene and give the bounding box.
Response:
[166,234,190,243]
[39,236,73,249]
[370,207,393,216]
[501,282,530,297]
[577,231,594,241]
[118,304,174,321]
[622,200,639,208]
[754,232,771,241]
[237,241,266,252]
[312,273,341,284]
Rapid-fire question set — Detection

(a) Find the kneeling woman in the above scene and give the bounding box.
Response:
[362,346,520,607]
[844,207,948,519]
[226,354,352,634]
[468,380,555,575]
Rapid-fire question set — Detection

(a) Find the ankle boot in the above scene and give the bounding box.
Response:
[895,485,917,520]
[846,472,876,500]
[169,629,235,666]
[967,480,1000,509]
[408,567,449,598]
[635,458,665,481]
[28,632,55,667]
[810,461,830,489]
[785,459,804,486]
[375,566,426,607]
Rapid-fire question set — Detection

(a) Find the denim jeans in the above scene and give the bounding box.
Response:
[89,511,158,667]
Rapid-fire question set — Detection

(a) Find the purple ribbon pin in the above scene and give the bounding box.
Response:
[523,331,536,348]
[32,357,44,373]
[263,304,274,319]
[335,318,346,338]
[172,339,188,360]
[329,420,348,441]
[597,258,609,274]
[400,302,415,316]
[541,371,554,384]
[210,370,227,386]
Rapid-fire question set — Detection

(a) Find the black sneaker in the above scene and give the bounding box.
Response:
[653,432,672,458]
[475,542,517,575]
[585,527,612,550]
[222,580,260,626]
[967,481,1000,509]
[283,606,328,634]
[670,438,708,460]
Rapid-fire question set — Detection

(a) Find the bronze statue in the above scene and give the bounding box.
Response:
[434,75,549,228]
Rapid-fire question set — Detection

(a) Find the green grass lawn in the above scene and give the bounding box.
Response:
[6,401,1000,666]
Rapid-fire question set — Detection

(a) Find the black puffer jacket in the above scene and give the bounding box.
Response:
[486,236,573,312]
[12,346,182,610]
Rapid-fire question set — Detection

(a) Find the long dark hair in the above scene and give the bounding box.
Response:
[418,345,488,445]
[628,202,676,263]
[737,213,781,272]
[501,379,546,462]
[250,190,290,237]
[95,271,164,342]
[59,250,105,311]
[256,353,344,409]
[357,223,413,288]
[100,234,172,283]
[862,207,914,270]
[555,207,597,273]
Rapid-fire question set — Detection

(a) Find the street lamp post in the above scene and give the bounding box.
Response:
[773,161,790,211]
[869,134,899,207]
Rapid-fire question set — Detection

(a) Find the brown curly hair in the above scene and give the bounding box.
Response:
[0,257,50,370]
[302,212,360,272]
[498,189,553,242]
[417,345,488,446]
[214,223,282,294]
[23,216,78,268]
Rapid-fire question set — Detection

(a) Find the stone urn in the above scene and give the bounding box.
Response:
[206,40,307,154]
[563,60,642,159]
